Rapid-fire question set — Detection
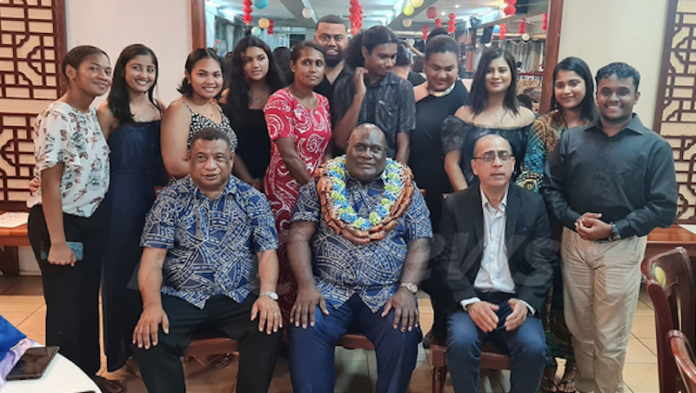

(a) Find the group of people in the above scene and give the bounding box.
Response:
[24,12,677,393]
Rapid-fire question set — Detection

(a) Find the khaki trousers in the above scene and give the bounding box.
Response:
[561,227,647,393]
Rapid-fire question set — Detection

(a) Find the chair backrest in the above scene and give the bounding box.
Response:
[641,247,696,393]
[669,330,696,393]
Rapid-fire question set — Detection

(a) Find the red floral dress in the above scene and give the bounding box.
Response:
[264,88,331,321]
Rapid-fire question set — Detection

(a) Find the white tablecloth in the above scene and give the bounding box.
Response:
[1,353,101,393]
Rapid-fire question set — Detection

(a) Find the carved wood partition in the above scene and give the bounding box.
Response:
[0,0,66,211]
[654,0,696,223]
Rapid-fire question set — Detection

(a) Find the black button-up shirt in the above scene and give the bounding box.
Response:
[314,66,351,116]
[332,71,416,159]
[541,114,677,238]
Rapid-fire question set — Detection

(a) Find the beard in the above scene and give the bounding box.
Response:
[325,52,344,67]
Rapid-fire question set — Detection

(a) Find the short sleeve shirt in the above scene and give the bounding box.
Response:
[27,102,110,217]
[141,176,279,308]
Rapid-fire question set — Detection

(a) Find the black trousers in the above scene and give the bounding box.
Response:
[27,204,106,376]
[134,294,281,393]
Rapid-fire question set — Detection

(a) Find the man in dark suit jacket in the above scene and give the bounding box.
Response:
[433,134,556,392]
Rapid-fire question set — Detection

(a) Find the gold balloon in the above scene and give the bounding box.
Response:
[403,3,414,16]
[259,18,270,29]
[410,0,424,8]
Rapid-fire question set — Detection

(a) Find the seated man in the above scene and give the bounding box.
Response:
[133,128,281,393]
[434,134,556,392]
[287,123,432,393]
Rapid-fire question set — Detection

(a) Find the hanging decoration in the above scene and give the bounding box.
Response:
[499,23,507,40]
[541,13,548,31]
[503,0,517,17]
[349,0,363,36]
[251,26,261,36]
[409,0,424,8]
[253,0,268,9]
[402,18,413,28]
[426,6,438,20]
[435,18,442,27]
[403,3,414,16]
[518,18,526,34]
[447,13,456,34]
[422,24,429,41]
[259,18,270,29]
[302,7,313,19]
[243,0,253,25]
[268,19,274,35]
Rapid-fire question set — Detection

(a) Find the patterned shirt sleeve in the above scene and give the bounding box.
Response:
[264,91,293,141]
[248,191,279,253]
[291,180,321,223]
[140,189,178,249]
[441,116,467,154]
[402,181,434,242]
[516,121,547,193]
[34,111,72,172]
[396,81,416,135]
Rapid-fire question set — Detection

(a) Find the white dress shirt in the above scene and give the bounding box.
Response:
[461,188,534,314]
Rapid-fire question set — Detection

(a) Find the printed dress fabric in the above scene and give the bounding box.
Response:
[263,88,331,324]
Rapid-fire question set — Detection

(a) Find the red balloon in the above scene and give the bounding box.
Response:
[243,0,252,5]
[435,18,442,27]
[422,33,428,41]
[426,6,438,20]
[509,0,517,4]
[448,25,455,34]
[449,13,456,20]
[422,25,429,32]
[243,14,253,24]
[499,31,506,39]
[504,5,516,15]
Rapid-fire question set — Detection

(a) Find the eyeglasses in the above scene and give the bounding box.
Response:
[318,35,345,44]
[473,150,513,164]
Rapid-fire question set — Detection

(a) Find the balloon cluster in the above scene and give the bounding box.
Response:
[499,23,507,40]
[426,6,438,20]
[435,18,442,28]
[541,13,548,31]
[518,18,526,34]
[447,13,456,34]
[243,0,253,25]
[349,0,363,36]
[503,0,517,17]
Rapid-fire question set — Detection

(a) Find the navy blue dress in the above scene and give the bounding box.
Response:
[102,120,168,371]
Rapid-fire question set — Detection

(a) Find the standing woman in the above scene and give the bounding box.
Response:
[264,41,331,324]
[519,57,598,393]
[97,44,168,372]
[26,46,122,392]
[221,37,286,191]
[410,35,468,232]
[442,47,536,190]
[161,48,235,178]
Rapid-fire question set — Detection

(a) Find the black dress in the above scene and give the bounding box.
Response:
[410,80,468,231]
[441,115,532,187]
[224,105,271,179]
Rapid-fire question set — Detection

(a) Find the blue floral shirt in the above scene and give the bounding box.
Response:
[291,175,433,312]
[141,176,278,308]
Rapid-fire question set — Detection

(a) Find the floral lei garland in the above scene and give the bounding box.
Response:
[315,156,415,245]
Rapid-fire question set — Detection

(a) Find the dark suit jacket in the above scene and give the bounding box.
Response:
[430,184,557,331]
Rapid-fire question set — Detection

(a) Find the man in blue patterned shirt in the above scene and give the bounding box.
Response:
[287,124,432,393]
[132,128,281,393]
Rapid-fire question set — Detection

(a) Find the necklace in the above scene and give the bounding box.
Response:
[315,156,415,244]
[427,82,456,98]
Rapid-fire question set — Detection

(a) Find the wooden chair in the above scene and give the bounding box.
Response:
[429,335,510,393]
[337,332,375,351]
[641,247,696,393]
[183,328,239,366]
[669,330,696,393]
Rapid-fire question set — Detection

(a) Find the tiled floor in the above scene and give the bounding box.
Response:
[0,276,659,392]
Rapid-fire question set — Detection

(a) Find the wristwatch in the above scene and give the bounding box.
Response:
[400,282,418,295]
[259,291,278,301]
[609,223,622,241]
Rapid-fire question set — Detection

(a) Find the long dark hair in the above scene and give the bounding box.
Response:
[177,48,222,96]
[551,57,598,122]
[108,44,159,125]
[225,37,286,110]
[346,26,398,69]
[468,47,519,116]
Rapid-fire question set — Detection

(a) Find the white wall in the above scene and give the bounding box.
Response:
[65,0,192,107]
[559,0,669,128]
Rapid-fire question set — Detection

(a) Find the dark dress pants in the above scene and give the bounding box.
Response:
[133,294,280,393]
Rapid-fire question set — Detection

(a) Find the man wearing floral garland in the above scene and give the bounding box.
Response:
[286,123,432,393]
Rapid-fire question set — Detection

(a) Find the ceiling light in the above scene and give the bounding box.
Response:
[441,11,446,16]
[455,4,460,8]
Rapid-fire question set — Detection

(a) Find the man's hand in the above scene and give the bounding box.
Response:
[467,301,499,333]
[28,176,40,195]
[48,242,76,267]
[354,67,368,98]
[504,298,528,332]
[133,305,169,350]
[290,285,329,329]
[575,212,612,241]
[382,287,419,332]
[251,295,282,335]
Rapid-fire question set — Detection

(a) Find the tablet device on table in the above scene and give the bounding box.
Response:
[6,346,59,380]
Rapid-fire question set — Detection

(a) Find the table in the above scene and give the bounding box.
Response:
[646,225,696,257]
[1,352,100,393]
[0,222,29,277]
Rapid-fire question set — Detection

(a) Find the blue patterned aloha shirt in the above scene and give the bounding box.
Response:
[291,174,433,312]
[141,176,278,308]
